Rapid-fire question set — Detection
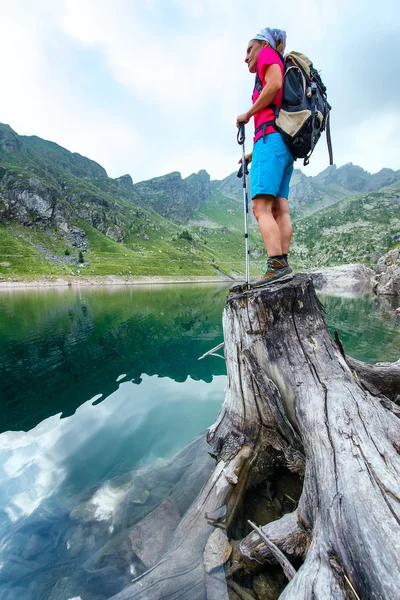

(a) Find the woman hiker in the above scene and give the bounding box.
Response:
[236,27,294,287]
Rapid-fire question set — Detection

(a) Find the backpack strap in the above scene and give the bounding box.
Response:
[254,120,276,142]
[326,111,333,165]
[254,71,263,95]
[303,84,318,166]
[254,103,280,141]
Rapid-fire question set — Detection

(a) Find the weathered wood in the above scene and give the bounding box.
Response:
[109,275,400,600]
[230,510,308,575]
[227,580,257,600]
[334,330,400,403]
[109,443,255,599]
[347,356,400,403]
[247,520,297,581]
[225,275,400,599]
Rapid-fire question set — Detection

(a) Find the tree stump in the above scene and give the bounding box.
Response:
[111,274,400,600]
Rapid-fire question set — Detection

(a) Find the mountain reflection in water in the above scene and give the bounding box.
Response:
[0,284,227,434]
[0,283,398,600]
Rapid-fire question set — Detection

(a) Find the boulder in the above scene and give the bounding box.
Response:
[373,249,400,296]
[311,263,375,297]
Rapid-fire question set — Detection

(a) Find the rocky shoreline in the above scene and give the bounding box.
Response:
[0,274,237,289]
[2,255,399,297]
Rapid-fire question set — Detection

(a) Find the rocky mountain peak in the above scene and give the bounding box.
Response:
[115,174,133,187]
[313,164,337,183]
[312,163,400,194]
[131,169,211,221]
[0,124,21,153]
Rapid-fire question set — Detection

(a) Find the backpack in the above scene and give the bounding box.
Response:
[255,51,333,167]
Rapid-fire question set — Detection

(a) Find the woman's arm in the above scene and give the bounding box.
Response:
[236,63,283,127]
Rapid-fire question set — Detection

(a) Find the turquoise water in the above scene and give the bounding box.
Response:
[0,283,398,599]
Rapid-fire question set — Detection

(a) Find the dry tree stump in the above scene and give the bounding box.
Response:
[111,274,400,600]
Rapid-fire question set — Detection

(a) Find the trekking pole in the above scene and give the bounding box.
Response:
[237,123,250,289]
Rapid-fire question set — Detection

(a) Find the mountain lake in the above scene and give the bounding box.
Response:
[0,282,398,600]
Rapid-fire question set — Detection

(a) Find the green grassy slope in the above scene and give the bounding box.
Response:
[189,192,267,272]
[0,208,256,280]
[0,220,244,279]
[0,124,253,279]
[1,122,399,279]
[291,184,400,268]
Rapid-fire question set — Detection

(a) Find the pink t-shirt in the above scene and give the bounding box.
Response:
[252,47,284,143]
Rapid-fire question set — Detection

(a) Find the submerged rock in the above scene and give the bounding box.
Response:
[129,497,181,567]
[48,575,108,600]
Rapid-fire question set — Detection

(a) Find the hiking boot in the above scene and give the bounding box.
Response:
[252,258,293,288]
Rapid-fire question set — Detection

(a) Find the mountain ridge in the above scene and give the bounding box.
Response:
[0,122,399,279]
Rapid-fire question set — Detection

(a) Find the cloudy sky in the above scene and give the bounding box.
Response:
[1,0,398,182]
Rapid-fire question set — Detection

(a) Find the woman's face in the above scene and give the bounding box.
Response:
[245,40,264,74]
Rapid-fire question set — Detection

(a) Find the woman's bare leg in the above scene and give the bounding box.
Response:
[272,196,292,255]
[252,194,282,256]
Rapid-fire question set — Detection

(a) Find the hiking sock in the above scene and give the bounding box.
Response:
[282,253,289,266]
[268,255,285,267]
[268,255,284,261]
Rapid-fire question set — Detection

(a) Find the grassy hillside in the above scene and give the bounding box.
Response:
[291,184,400,268]
[0,219,256,280]
[1,122,399,280]
[0,124,259,280]
[0,201,261,280]
[2,182,399,280]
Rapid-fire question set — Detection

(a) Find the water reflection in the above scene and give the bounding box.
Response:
[321,292,399,363]
[0,284,227,434]
[0,434,214,600]
[0,283,398,600]
[0,374,226,533]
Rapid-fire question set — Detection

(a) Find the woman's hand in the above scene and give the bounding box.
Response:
[238,152,253,165]
[236,112,250,128]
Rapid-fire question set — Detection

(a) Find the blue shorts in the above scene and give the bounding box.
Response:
[251,132,294,199]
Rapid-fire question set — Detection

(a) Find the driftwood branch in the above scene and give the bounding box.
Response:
[231,510,309,575]
[227,580,257,600]
[247,520,296,581]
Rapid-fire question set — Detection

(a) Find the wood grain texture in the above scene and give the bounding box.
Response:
[110,275,400,600]
[228,275,400,599]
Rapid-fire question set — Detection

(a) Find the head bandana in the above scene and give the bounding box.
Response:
[253,28,287,54]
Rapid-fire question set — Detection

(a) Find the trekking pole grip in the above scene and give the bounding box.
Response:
[237,123,245,145]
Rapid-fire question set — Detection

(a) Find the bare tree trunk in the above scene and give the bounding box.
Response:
[111,275,400,600]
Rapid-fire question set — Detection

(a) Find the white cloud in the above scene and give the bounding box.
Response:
[0,0,398,181]
[0,414,65,522]
[90,483,127,521]
[333,112,400,175]
[0,374,226,528]
[157,144,241,181]
[0,2,140,177]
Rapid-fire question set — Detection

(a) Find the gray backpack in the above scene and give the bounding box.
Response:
[255,51,333,166]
